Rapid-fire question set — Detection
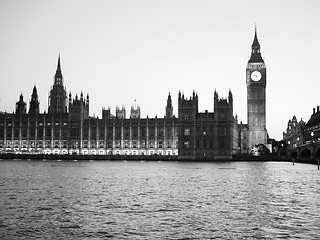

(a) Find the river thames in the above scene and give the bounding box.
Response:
[1,160,320,239]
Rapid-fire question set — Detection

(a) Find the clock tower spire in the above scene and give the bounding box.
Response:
[249,27,264,63]
[246,27,268,150]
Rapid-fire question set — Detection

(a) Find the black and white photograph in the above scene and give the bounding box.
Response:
[1,0,320,239]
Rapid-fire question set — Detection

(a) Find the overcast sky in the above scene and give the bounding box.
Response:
[1,0,319,140]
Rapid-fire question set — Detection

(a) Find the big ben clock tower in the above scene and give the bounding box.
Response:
[246,28,268,149]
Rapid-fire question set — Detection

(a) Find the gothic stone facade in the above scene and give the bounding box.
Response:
[0,58,236,158]
[0,91,178,156]
[0,30,267,158]
[178,90,238,159]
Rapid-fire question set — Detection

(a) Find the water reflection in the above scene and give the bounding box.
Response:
[0,161,320,239]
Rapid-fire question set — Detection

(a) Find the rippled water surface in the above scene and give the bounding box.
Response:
[1,160,320,239]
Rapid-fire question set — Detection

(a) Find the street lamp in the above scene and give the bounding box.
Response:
[311,131,314,162]
[310,132,319,169]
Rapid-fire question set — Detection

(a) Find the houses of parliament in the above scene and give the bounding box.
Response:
[0,30,268,159]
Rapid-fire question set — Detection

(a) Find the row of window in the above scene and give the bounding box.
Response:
[1,122,68,127]
[183,140,226,149]
[1,128,177,138]
[247,63,265,69]
[183,127,227,136]
[1,121,176,128]
[0,140,177,149]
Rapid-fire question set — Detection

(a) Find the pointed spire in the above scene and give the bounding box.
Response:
[214,89,218,102]
[166,92,172,108]
[56,54,62,74]
[31,85,38,103]
[54,54,63,85]
[32,85,37,96]
[57,54,61,71]
[252,26,260,48]
[166,92,173,118]
[86,93,89,105]
[248,26,264,63]
[29,85,39,114]
[55,54,62,77]
[228,89,233,105]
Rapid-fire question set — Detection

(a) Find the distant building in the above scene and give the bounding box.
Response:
[283,107,320,159]
[303,106,320,143]
[0,29,268,158]
[283,115,305,148]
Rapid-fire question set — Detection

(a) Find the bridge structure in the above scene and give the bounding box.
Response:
[287,139,320,167]
[283,105,320,168]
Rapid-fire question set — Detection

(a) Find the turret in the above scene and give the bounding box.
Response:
[68,92,89,121]
[214,89,218,105]
[102,107,114,119]
[130,105,141,119]
[116,106,126,119]
[165,92,173,118]
[86,93,89,106]
[214,90,233,112]
[228,89,233,107]
[16,93,26,114]
[178,91,198,121]
[29,85,40,115]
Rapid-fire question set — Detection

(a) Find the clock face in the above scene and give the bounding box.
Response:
[251,71,262,81]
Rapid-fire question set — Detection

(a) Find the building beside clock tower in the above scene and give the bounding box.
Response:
[0,29,274,158]
[246,28,268,149]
